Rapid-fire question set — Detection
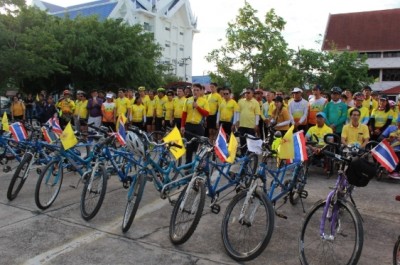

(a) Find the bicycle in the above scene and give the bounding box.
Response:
[169,132,258,245]
[219,132,314,261]
[7,124,59,200]
[298,136,377,265]
[393,195,400,265]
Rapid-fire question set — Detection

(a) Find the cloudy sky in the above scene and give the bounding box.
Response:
[28,0,400,75]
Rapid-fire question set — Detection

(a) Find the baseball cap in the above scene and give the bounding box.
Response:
[316,112,327,120]
[312,85,321,90]
[292,87,303,93]
[378,94,388,101]
[138,86,145,91]
[157,87,165,93]
[106,93,113,99]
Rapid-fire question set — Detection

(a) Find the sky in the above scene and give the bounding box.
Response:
[27,0,400,76]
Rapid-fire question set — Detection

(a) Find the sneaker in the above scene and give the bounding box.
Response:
[389,172,400,180]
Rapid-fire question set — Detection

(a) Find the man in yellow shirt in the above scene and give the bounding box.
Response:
[217,87,239,136]
[56,89,75,128]
[207,82,222,143]
[145,90,156,133]
[138,86,150,106]
[362,86,378,115]
[115,89,129,121]
[306,112,333,147]
[163,90,175,129]
[341,108,370,148]
[237,88,261,154]
[173,87,186,129]
[181,83,210,163]
[155,88,167,131]
[73,91,88,133]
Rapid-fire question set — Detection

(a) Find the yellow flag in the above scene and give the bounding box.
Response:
[226,133,238,163]
[277,125,294,159]
[116,113,127,131]
[60,122,78,150]
[36,94,39,101]
[2,112,9,132]
[163,126,186,160]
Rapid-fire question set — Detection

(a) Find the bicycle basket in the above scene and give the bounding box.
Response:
[346,157,377,187]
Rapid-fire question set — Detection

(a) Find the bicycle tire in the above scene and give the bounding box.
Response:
[393,236,400,265]
[299,199,363,265]
[7,153,33,201]
[35,160,63,210]
[169,178,206,245]
[221,190,274,261]
[289,164,306,205]
[121,174,146,233]
[80,164,108,221]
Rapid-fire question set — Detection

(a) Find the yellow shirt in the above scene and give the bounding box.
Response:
[219,99,239,122]
[362,98,378,113]
[347,106,370,125]
[238,98,261,128]
[115,97,129,116]
[146,98,156,117]
[141,95,150,106]
[155,95,167,118]
[306,124,333,146]
[183,96,210,124]
[126,97,135,109]
[57,98,75,115]
[371,109,394,128]
[131,104,146,122]
[74,99,88,119]
[342,123,370,146]
[164,100,174,121]
[173,97,186,118]
[11,101,25,116]
[207,92,222,115]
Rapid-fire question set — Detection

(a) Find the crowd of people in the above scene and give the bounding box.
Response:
[8,83,400,177]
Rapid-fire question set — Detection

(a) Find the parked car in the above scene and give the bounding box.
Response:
[0,96,11,118]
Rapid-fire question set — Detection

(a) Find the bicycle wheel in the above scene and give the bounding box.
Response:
[121,173,146,233]
[299,199,363,265]
[394,236,400,265]
[80,163,108,221]
[289,164,306,205]
[7,153,33,201]
[221,190,274,261]
[169,178,206,245]
[35,160,63,210]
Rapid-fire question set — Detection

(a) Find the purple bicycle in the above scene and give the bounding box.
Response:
[394,195,400,265]
[298,135,376,265]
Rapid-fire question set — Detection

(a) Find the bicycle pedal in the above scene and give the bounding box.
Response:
[299,190,308,199]
[275,211,287,219]
[211,204,220,214]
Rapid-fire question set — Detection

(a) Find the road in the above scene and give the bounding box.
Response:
[0,160,399,265]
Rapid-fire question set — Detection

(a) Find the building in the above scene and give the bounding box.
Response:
[32,0,198,81]
[322,8,400,97]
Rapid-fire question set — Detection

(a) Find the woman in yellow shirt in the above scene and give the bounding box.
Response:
[270,96,290,136]
[11,96,25,121]
[369,95,393,141]
[130,96,146,130]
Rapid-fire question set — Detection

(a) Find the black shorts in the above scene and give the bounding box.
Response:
[145,117,153,126]
[206,114,217,129]
[155,117,163,131]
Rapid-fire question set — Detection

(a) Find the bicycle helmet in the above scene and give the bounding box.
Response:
[353,92,364,101]
[126,131,146,157]
[330,86,342,94]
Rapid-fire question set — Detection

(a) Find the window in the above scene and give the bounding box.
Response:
[179,32,184,36]
[165,43,170,47]
[165,27,170,31]
[383,51,400,58]
[365,52,381,58]
[382,69,400,81]
[179,46,184,51]
[143,22,152,31]
[367,69,380,80]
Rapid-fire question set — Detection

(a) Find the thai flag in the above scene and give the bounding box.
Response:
[214,127,229,162]
[289,131,308,163]
[41,126,58,143]
[371,139,399,172]
[115,118,126,146]
[46,117,63,135]
[9,122,28,142]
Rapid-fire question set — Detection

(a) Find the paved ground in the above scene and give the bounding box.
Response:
[0,160,399,265]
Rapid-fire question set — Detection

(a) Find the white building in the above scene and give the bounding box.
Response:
[32,0,198,81]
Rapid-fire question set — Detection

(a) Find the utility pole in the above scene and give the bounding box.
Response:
[179,56,191,81]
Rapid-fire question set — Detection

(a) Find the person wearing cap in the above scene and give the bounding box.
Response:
[237,87,261,154]
[145,90,156,132]
[270,96,290,136]
[101,93,116,129]
[73,91,88,133]
[347,92,369,125]
[181,83,210,163]
[163,90,175,128]
[306,112,333,147]
[341,108,370,148]
[56,89,75,128]
[288,87,308,132]
[87,89,104,131]
[155,88,167,131]
[173,87,186,129]
[138,86,150,106]
[216,87,239,136]
[369,95,393,141]
[308,85,327,129]
[115,88,129,121]
[323,86,348,136]
[206,82,222,143]
[362,86,378,114]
